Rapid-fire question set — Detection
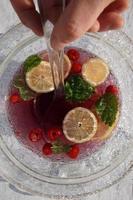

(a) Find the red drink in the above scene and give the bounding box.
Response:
[7,47,120,159]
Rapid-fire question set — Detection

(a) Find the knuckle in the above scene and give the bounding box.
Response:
[118,0,129,11]
[123,0,129,10]
[117,17,124,28]
[65,21,82,41]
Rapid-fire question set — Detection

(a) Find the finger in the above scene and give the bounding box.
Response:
[51,0,115,49]
[89,20,100,32]
[98,12,124,31]
[104,0,129,13]
[10,0,43,36]
[47,6,62,24]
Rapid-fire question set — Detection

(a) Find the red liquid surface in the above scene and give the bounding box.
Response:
[7,48,119,158]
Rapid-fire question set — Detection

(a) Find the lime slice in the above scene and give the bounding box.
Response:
[26,55,71,93]
[63,107,97,143]
[92,111,119,141]
[82,58,109,86]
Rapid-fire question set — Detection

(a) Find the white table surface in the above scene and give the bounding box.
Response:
[0,0,133,200]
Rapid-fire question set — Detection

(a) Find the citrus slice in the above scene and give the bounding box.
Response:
[82,58,109,86]
[92,111,119,141]
[39,52,71,77]
[63,107,97,143]
[26,61,53,93]
[26,55,71,93]
[63,55,72,78]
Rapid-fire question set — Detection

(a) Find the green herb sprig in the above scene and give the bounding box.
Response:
[65,75,95,102]
[52,140,70,154]
[23,54,41,73]
[96,93,118,126]
[13,75,36,101]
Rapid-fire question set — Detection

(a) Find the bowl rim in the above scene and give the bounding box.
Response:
[0,23,133,197]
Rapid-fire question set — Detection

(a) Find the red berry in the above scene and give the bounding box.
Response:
[10,93,22,103]
[42,143,52,155]
[71,62,82,73]
[67,49,80,61]
[67,144,80,159]
[29,128,44,142]
[106,85,118,95]
[47,128,62,142]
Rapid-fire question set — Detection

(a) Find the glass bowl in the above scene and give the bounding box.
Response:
[123,0,133,37]
[0,24,133,199]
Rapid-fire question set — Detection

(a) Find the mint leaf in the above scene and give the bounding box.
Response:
[13,75,25,88]
[96,93,118,126]
[63,145,71,153]
[14,75,36,101]
[52,141,70,154]
[23,55,41,73]
[19,86,36,101]
[64,82,73,100]
[65,75,95,102]
[96,97,106,115]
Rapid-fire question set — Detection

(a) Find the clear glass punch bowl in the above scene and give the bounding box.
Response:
[0,24,133,199]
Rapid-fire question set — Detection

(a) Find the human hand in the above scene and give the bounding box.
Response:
[10,0,128,49]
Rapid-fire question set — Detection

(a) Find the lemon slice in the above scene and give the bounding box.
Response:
[39,52,71,78]
[82,58,109,86]
[26,61,54,93]
[26,55,71,93]
[63,107,97,143]
[63,55,72,78]
[92,111,119,141]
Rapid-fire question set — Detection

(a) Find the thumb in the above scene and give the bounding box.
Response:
[51,0,114,50]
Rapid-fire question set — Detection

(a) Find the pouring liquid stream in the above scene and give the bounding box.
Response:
[37,0,66,125]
